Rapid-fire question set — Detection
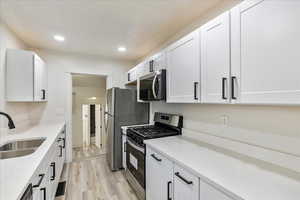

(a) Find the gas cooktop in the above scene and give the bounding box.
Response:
[126,113,183,147]
[130,125,179,139]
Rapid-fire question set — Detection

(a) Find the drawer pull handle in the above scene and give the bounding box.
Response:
[222,77,228,100]
[167,181,172,200]
[151,154,162,162]
[33,174,45,188]
[40,187,46,200]
[50,162,56,181]
[231,76,237,100]
[175,172,193,185]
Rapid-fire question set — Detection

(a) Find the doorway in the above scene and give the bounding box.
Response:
[82,104,106,150]
[71,74,107,157]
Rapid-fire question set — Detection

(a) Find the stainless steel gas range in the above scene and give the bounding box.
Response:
[125,112,183,200]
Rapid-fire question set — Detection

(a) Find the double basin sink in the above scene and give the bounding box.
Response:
[0,138,46,159]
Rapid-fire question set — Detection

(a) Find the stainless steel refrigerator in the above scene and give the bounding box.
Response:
[105,88,149,171]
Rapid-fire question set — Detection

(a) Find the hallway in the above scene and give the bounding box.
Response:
[65,147,138,200]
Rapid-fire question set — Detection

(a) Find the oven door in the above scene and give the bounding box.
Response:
[139,70,166,101]
[126,139,145,189]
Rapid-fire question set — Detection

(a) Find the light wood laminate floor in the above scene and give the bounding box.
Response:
[65,146,138,200]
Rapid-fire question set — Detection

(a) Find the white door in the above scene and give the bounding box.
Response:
[166,30,201,103]
[82,104,90,147]
[201,11,230,103]
[231,0,300,104]
[173,165,199,200]
[34,54,47,102]
[146,148,174,200]
[95,104,101,148]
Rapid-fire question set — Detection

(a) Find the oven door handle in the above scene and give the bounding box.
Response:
[127,139,144,153]
[152,74,158,99]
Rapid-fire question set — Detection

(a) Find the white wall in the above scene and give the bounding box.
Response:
[0,19,133,133]
[30,49,133,125]
[0,20,34,132]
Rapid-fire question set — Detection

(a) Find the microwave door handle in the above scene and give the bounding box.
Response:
[152,74,158,99]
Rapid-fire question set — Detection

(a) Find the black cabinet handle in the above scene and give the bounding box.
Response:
[149,60,154,72]
[167,181,172,200]
[151,154,162,162]
[59,145,63,157]
[41,89,46,100]
[175,172,193,185]
[40,187,46,200]
[50,162,56,181]
[194,82,199,100]
[222,77,227,100]
[33,174,45,188]
[127,73,130,81]
[231,76,237,100]
[62,138,65,148]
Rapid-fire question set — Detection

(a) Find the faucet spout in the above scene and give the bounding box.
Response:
[0,112,16,129]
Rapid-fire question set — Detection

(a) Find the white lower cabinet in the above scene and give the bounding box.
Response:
[146,146,236,200]
[173,165,199,200]
[30,129,66,200]
[146,147,173,200]
[200,180,234,200]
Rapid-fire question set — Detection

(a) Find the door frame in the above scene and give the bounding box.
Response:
[65,72,108,163]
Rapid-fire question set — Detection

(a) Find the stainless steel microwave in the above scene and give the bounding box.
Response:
[138,69,166,101]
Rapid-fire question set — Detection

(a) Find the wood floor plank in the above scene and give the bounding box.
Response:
[64,146,138,200]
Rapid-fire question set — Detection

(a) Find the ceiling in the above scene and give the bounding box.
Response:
[0,0,223,61]
[72,74,106,88]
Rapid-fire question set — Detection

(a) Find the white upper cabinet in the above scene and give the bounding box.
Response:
[34,54,48,101]
[147,51,167,73]
[231,0,300,104]
[201,11,230,103]
[166,30,201,103]
[6,49,48,102]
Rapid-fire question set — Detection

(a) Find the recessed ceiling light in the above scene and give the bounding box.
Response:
[88,97,97,100]
[54,35,65,42]
[118,46,127,52]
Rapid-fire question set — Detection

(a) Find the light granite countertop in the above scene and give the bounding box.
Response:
[145,135,300,200]
[0,122,65,200]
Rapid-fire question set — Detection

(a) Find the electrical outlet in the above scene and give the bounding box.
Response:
[221,115,229,126]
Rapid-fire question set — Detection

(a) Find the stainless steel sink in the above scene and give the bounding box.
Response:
[0,138,46,159]
[0,149,36,159]
[0,138,46,151]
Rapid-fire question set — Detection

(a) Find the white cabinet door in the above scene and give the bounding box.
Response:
[173,165,199,200]
[34,54,47,102]
[146,147,173,200]
[200,180,234,200]
[153,51,166,71]
[166,30,201,103]
[201,11,230,103]
[231,0,300,104]
[6,49,34,101]
[6,49,47,102]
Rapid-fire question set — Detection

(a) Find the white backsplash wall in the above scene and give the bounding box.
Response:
[151,102,300,138]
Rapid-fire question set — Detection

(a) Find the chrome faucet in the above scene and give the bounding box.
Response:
[0,112,15,129]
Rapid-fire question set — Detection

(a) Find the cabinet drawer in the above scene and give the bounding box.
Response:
[200,180,234,200]
[173,164,199,200]
[146,147,172,166]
